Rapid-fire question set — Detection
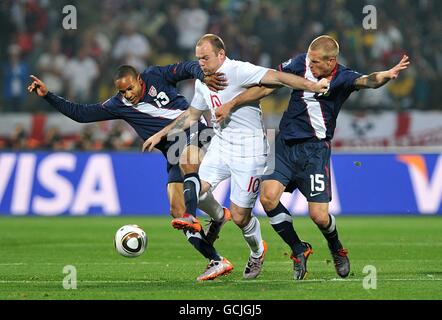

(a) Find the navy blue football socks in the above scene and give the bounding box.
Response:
[265,202,305,255]
[320,214,342,252]
[185,230,221,261]
[183,173,201,216]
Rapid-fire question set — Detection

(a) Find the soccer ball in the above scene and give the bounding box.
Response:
[114,224,147,258]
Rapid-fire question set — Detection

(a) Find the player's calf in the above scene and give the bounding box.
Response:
[183,173,201,216]
[315,213,350,277]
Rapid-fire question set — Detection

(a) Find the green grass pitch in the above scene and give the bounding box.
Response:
[0,216,441,300]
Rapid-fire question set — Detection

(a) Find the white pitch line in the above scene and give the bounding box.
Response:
[1,260,442,267]
[232,278,442,283]
[0,262,165,266]
[0,280,167,284]
[261,242,442,247]
[229,278,442,283]
[0,278,441,284]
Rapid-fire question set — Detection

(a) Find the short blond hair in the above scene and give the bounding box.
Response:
[308,35,340,59]
[196,34,226,54]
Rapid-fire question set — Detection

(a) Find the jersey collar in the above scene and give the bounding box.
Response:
[329,64,339,80]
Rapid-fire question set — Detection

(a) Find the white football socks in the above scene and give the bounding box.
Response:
[242,216,264,258]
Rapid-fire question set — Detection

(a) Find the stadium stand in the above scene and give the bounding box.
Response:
[0,0,441,150]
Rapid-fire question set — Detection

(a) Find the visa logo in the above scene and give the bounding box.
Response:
[0,153,120,215]
[398,155,442,214]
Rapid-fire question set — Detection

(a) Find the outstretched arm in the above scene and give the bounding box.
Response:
[354,55,410,89]
[28,75,117,122]
[142,106,204,152]
[161,61,227,92]
[216,67,331,123]
[215,85,276,123]
[260,69,330,93]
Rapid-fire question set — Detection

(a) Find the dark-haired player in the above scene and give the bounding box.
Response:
[28,61,234,281]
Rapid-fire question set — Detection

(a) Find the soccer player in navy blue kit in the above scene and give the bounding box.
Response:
[27,61,235,281]
[218,35,410,280]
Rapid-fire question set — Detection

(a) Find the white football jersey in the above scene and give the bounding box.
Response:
[191,57,269,157]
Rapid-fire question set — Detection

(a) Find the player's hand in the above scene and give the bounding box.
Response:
[204,72,228,92]
[313,78,330,94]
[27,75,48,97]
[142,134,162,152]
[388,55,410,79]
[215,101,234,123]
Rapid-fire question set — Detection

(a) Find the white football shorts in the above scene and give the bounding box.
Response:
[198,135,267,208]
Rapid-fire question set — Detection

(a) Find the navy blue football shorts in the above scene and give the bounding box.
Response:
[262,133,332,203]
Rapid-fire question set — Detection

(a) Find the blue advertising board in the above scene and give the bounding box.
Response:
[0,152,441,215]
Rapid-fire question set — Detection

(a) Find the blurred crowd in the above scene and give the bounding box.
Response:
[3,120,140,151]
[0,0,441,150]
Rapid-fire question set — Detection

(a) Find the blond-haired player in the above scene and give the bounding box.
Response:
[218,35,410,280]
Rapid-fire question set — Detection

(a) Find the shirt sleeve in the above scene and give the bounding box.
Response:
[278,54,306,75]
[153,61,205,85]
[342,68,363,92]
[190,81,209,111]
[236,62,269,87]
[43,92,118,123]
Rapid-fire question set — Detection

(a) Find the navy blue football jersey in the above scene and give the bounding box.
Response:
[277,53,362,141]
[44,60,205,155]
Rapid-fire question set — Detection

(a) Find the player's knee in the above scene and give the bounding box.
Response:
[260,191,278,212]
[310,211,329,228]
[179,162,199,175]
[231,214,250,228]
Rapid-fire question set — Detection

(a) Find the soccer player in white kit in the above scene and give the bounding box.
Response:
[145,34,329,281]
